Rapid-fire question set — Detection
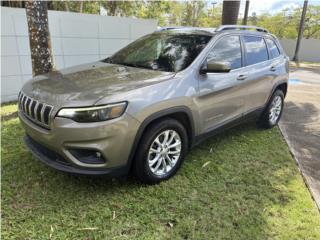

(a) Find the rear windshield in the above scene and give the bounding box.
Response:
[105,33,212,72]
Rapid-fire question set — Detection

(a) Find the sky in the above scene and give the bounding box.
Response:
[233,0,320,16]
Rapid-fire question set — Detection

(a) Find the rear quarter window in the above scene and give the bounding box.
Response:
[265,38,281,59]
[243,36,269,66]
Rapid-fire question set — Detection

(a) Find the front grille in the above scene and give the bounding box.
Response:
[18,92,53,129]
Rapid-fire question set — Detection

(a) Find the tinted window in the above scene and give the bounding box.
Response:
[266,38,280,59]
[106,33,211,72]
[243,36,268,65]
[207,35,242,70]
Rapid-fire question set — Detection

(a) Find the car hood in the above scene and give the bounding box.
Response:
[22,61,175,108]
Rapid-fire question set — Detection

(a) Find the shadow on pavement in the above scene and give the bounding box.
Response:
[280,100,320,207]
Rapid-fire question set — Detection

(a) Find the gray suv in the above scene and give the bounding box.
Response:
[19,25,289,184]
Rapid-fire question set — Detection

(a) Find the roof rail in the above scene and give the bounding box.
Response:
[157,26,216,33]
[216,25,269,33]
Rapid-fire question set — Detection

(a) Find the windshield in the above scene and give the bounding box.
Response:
[104,32,212,72]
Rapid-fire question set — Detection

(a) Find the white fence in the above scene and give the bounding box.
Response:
[1,7,157,102]
[279,38,320,63]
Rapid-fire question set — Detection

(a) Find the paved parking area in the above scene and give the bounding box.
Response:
[279,66,320,209]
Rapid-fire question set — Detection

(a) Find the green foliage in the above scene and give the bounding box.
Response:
[252,5,320,39]
[136,1,171,26]
[100,0,143,17]
[2,105,320,239]
[303,5,320,39]
[48,2,320,39]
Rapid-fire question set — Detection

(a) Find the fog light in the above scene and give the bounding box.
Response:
[68,148,106,164]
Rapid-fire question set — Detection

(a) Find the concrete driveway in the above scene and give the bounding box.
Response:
[279,64,320,209]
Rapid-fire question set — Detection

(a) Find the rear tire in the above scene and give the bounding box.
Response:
[258,89,284,129]
[133,118,188,184]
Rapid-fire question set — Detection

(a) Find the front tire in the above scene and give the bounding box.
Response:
[133,118,188,184]
[258,89,284,129]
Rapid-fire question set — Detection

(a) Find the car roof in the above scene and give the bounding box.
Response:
[157,25,271,37]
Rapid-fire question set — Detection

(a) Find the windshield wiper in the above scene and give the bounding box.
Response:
[116,62,153,70]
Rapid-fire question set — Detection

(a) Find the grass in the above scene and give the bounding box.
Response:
[1,102,17,121]
[1,103,320,239]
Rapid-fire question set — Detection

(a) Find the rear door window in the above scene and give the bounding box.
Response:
[243,36,268,66]
[207,35,242,70]
[265,38,280,59]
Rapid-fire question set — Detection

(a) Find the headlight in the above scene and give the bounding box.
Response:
[57,102,127,122]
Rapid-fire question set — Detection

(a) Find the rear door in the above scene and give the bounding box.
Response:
[265,37,288,85]
[240,35,276,113]
[197,35,247,133]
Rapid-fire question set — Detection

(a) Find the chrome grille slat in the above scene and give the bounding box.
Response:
[40,103,46,123]
[18,94,22,104]
[27,98,32,115]
[23,96,28,113]
[28,98,33,116]
[34,102,39,121]
[18,92,53,129]
[18,92,22,103]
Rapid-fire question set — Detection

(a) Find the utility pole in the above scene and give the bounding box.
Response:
[293,0,308,62]
[243,0,250,25]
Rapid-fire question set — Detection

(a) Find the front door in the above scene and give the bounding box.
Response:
[196,35,248,133]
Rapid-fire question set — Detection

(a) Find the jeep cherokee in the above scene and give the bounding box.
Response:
[19,25,289,184]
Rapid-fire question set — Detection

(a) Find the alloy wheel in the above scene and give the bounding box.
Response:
[269,95,282,124]
[147,130,181,176]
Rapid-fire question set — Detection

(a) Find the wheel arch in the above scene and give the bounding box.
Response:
[127,106,195,172]
[265,81,288,107]
[275,82,288,97]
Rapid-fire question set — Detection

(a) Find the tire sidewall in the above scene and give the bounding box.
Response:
[135,119,188,183]
[265,90,284,127]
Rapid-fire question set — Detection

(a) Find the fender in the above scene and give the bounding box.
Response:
[125,106,195,172]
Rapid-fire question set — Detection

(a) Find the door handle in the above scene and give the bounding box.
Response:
[237,74,247,81]
[270,66,276,72]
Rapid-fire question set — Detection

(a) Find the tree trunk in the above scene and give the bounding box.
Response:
[108,1,117,16]
[222,0,240,25]
[242,0,250,25]
[64,1,70,11]
[25,1,54,76]
[79,1,84,13]
[293,0,308,62]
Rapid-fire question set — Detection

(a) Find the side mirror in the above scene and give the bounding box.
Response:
[200,59,231,74]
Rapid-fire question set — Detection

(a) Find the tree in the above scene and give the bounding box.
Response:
[136,1,171,25]
[79,1,83,13]
[293,0,308,62]
[166,1,185,26]
[222,0,240,25]
[182,1,206,27]
[25,1,54,76]
[96,1,144,17]
[1,0,25,8]
[302,5,320,39]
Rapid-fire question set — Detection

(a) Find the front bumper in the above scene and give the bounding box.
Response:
[24,135,127,176]
[19,110,140,175]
